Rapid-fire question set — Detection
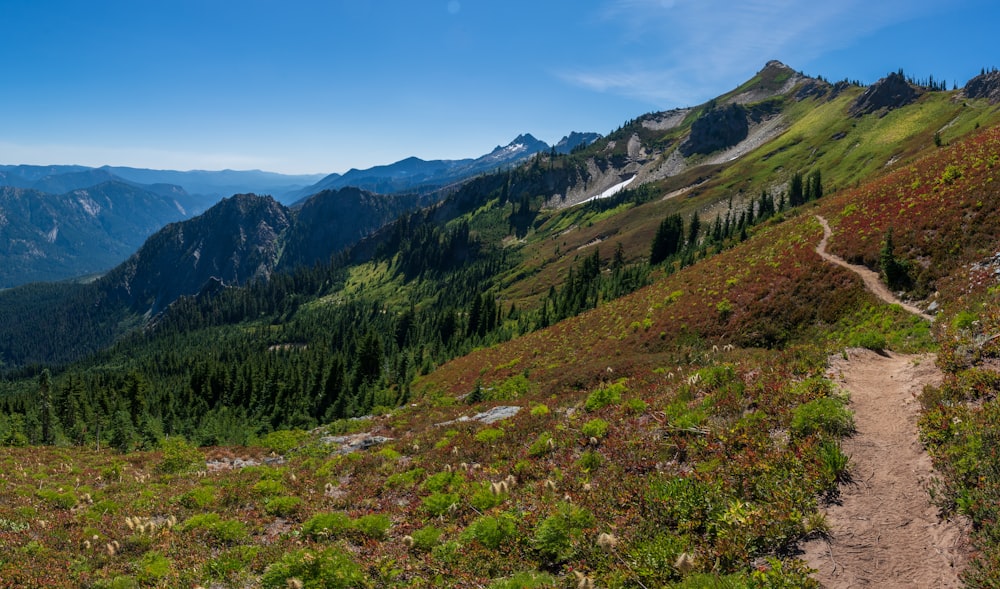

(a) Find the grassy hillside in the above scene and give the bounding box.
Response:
[3,69,1000,586]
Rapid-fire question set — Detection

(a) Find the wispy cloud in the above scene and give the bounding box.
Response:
[559,0,941,107]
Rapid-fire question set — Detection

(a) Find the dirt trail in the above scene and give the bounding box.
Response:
[814,215,934,322]
[800,349,969,587]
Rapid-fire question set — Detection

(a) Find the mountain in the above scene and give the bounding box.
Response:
[7,60,1000,586]
[102,193,291,315]
[554,131,602,154]
[290,132,599,201]
[0,180,192,287]
[100,166,327,206]
[279,187,438,270]
[0,164,326,207]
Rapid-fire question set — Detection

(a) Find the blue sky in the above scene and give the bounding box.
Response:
[1,0,997,175]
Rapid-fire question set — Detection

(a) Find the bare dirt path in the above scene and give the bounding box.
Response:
[814,215,934,322]
[800,349,969,587]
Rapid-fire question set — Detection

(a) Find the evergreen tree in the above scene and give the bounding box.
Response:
[687,211,701,247]
[789,172,804,207]
[809,170,823,200]
[611,242,625,271]
[39,369,55,445]
[879,227,909,289]
[649,214,684,265]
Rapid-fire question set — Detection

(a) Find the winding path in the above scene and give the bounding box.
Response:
[805,216,968,585]
[814,215,934,322]
[800,350,968,587]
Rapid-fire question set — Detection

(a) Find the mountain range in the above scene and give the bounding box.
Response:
[287,132,600,201]
[0,132,597,288]
[5,60,1000,586]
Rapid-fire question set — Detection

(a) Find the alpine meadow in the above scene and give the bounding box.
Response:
[5,60,1000,587]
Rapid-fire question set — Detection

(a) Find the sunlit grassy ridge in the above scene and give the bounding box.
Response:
[5,78,1000,586]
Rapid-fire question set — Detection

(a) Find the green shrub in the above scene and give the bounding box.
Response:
[626,398,649,413]
[952,310,978,330]
[462,512,519,550]
[211,519,250,545]
[264,495,303,517]
[791,397,854,438]
[581,418,609,439]
[475,427,505,444]
[492,374,532,401]
[352,513,390,540]
[182,513,248,545]
[532,502,594,563]
[253,479,286,498]
[423,492,461,517]
[585,380,626,412]
[179,485,217,509]
[302,512,352,539]
[817,440,851,485]
[469,483,504,511]
[384,467,425,489]
[530,404,550,417]
[156,436,202,474]
[487,571,557,588]
[137,551,171,584]
[646,477,721,533]
[408,525,443,552]
[577,450,603,472]
[261,547,364,588]
[36,489,77,510]
[421,470,464,493]
[851,330,887,351]
[203,546,259,582]
[258,429,309,454]
[528,432,556,457]
[627,532,689,585]
[182,512,223,531]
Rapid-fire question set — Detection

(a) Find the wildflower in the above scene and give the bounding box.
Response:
[596,532,618,550]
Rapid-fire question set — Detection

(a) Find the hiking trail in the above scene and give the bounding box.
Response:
[800,349,969,587]
[814,215,934,322]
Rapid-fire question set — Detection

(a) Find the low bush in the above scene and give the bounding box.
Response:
[408,525,443,552]
[532,502,594,563]
[462,512,519,550]
[302,512,352,539]
[791,397,854,438]
[261,547,364,588]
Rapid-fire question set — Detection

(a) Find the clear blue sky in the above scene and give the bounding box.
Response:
[1,0,997,175]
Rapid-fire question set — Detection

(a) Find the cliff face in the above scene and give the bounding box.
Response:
[103,193,291,315]
[850,72,919,117]
[680,103,749,157]
[964,70,1000,104]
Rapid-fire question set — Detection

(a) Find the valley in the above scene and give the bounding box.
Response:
[2,61,1000,587]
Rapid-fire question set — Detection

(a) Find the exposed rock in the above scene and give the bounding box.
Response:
[205,454,286,471]
[680,103,749,157]
[434,405,522,427]
[850,72,919,117]
[320,432,393,454]
[794,79,829,101]
[963,70,1000,103]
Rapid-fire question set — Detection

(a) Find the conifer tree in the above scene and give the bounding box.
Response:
[687,211,701,246]
[789,172,804,207]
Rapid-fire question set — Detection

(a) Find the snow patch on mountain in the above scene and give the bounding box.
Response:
[581,175,637,204]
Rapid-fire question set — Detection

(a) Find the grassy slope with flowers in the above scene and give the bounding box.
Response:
[4,102,1000,587]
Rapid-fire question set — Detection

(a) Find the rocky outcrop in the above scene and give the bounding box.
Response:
[680,103,749,157]
[103,193,291,315]
[963,70,1000,103]
[850,72,919,117]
